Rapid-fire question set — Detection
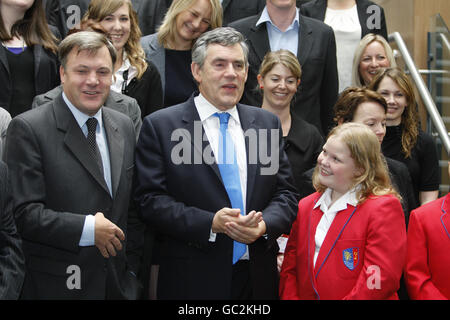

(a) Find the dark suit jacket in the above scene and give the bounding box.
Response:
[0,161,25,300]
[300,0,388,40]
[229,12,338,136]
[222,0,266,26]
[47,0,90,38]
[32,85,142,139]
[4,94,143,299]
[0,43,59,116]
[131,0,169,36]
[134,95,299,299]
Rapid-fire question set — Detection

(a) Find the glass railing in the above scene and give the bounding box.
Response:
[427,13,450,193]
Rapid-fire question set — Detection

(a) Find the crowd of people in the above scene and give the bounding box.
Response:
[0,0,447,301]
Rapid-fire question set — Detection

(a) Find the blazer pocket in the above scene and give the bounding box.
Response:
[334,239,365,280]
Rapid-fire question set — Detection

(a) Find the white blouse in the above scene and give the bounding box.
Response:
[110,53,138,94]
[313,187,359,267]
[324,5,361,92]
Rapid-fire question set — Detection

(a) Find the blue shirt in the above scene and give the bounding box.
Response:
[256,6,300,56]
[62,92,112,246]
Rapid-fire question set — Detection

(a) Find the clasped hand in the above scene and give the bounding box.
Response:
[212,208,266,244]
[94,212,125,258]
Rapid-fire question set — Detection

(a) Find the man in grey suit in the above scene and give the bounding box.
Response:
[0,160,25,300]
[229,0,338,136]
[4,31,143,299]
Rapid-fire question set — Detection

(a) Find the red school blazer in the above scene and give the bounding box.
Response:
[405,193,450,300]
[279,192,407,300]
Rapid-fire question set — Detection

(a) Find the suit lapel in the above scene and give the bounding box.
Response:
[237,104,257,208]
[103,110,124,199]
[54,94,110,195]
[181,96,222,182]
[33,45,42,90]
[314,205,358,277]
[440,194,450,240]
[297,16,313,66]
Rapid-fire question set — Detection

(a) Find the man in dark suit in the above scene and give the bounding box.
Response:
[4,31,143,299]
[222,0,266,26]
[134,27,298,300]
[0,160,25,300]
[46,0,90,38]
[229,0,338,136]
[131,0,170,37]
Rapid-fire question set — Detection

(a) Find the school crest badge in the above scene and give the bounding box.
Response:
[343,247,359,270]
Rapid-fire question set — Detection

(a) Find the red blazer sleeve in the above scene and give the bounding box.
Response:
[279,211,301,300]
[404,210,447,300]
[343,195,407,300]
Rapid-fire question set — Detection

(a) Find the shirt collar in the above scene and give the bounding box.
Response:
[256,6,300,31]
[194,93,241,126]
[62,92,103,131]
[314,186,359,211]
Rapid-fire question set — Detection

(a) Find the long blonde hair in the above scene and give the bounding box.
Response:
[82,0,147,79]
[157,0,222,48]
[312,123,399,204]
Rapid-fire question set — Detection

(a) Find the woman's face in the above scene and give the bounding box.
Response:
[317,135,361,199]
[352,101,387,144]
[99,4,131,53]
[258,63,300,110]
[359,41,390,85]
[376,76,407,126]
[174,0,212,46]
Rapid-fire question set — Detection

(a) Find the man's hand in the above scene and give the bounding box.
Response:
[224,211,266,244]
[211,208,241,234]
[94,212,125,258]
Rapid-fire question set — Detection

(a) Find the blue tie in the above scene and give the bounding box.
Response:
[214,112,246,264]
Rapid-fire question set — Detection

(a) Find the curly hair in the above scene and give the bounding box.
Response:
[368,68,419,158]
[333,87,388,124]
[82,0,148,79]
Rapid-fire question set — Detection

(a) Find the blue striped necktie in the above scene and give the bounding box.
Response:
[214,112,246,264]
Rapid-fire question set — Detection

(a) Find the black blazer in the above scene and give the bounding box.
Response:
[131,0,170,36]
[122,60,164,119]
[134,95,299,299]
[222,0,266,26]
[229,13,338,136]
[0,44,59,116]
[0,161,25,300]
[300,0,388,39]
[5,95,143,299]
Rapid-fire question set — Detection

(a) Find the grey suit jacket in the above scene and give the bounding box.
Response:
[0,160,25,300]
[140,33,166,98]
[5,94,143,299]
[32,86,142,139]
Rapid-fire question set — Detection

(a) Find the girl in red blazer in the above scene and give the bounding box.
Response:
[280,123,407,300]
[405,162,450,300]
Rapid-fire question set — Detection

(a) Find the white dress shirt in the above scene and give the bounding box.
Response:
[324,5,361,92]
[313,187,359,267]
[194,94,249,259]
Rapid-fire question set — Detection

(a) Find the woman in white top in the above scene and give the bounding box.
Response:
[301,0,388,92]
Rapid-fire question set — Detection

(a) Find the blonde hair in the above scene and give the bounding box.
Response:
[312,123,399,204]
[82,0,148,79]
[368,67,419,158]
[351,33,396,87]
[157,0,223,48]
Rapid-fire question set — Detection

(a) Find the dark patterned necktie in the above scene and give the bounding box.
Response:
[86,117,104,175]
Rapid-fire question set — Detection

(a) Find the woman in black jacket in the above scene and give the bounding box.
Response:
[0,0,59,118]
